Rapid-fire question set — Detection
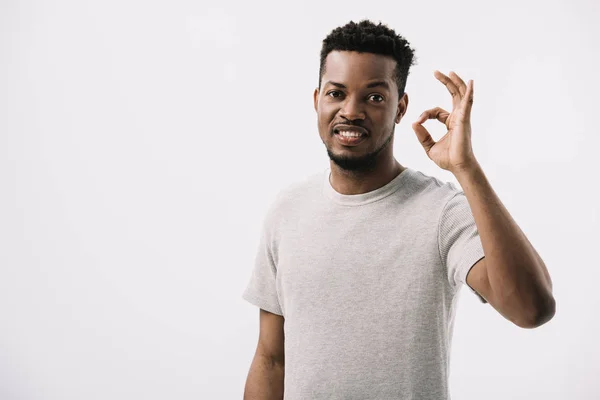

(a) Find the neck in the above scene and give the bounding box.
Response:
[329,157,405,195]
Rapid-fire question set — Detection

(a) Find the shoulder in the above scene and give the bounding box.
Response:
[404,168,463,206]
[262,169,325,227]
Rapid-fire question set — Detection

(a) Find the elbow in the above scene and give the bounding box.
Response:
[515,294,556,329]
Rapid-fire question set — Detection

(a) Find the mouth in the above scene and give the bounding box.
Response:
[333,125,368,136]
[333,127,368,147]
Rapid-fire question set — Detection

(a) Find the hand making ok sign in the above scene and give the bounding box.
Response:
[412,71,477,174]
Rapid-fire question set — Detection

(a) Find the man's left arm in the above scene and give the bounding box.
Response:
[412,70,555,329]
[454,161,555,329]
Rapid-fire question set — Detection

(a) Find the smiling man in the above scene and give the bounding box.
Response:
[242,19,555,400]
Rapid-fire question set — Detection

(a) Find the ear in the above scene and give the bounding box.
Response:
[395,92,409,123]
[313,88,319,112]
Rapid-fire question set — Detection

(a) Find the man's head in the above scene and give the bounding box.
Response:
[313,20,416,173]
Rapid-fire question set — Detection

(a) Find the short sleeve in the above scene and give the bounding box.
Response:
[242,213,283,316]
[438,192,487,304]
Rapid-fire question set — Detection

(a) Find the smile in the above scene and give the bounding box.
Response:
[334,131,368,146]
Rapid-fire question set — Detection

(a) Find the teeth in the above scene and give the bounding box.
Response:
[339,131,362,138]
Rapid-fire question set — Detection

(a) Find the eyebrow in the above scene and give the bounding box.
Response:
[325,80,391,90]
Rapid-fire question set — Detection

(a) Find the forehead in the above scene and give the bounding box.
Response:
[323,50,396,85]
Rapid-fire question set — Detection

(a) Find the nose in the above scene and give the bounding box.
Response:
[340,96,365,120]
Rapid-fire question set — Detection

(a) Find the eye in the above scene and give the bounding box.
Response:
[369,94,384,103]
[327,90,343,98]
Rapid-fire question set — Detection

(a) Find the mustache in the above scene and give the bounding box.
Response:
[333,122,366,128]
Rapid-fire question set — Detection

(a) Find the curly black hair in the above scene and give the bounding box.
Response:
[318,19,417,98]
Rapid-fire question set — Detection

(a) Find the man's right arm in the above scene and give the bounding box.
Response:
[244,308,285,400]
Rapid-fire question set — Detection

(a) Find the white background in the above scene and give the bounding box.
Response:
[1,0,599,398]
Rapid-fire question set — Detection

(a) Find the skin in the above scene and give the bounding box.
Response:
[244,309,284,399]
[313,50,408,195]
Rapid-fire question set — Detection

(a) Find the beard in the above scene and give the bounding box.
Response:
[325,127,394,173]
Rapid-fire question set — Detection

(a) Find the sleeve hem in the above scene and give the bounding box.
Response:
[462,254,488,304]
[242,290,284,316]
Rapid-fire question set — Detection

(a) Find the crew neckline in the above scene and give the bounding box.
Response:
[322,167,413,206]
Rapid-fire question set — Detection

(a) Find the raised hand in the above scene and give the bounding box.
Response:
[412,71,477,174]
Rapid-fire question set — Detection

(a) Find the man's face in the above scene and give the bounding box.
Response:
[313,51,408,172]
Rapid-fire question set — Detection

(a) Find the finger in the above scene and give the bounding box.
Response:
[449,71,467,98]
[461,80,474,121]
[412,121,436,154]
[434,70,461,108]
[415,107,450,125]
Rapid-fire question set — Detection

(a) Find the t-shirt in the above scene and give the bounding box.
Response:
[242,166,487,400]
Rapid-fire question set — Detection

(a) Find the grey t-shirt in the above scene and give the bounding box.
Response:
[243,167,486,400]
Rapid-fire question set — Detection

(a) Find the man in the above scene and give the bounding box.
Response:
[242,19,555,400]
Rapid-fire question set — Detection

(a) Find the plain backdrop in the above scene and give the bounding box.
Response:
[1,0,599,399]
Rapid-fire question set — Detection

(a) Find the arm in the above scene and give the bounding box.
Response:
[457,161,555,328]
[412,71,555,329]
[244,309,285,399]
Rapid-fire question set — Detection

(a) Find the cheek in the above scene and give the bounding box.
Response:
[317,109,336,126]
[380,109,397,125]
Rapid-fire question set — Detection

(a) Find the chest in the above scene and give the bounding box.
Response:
[274,208,445,319]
